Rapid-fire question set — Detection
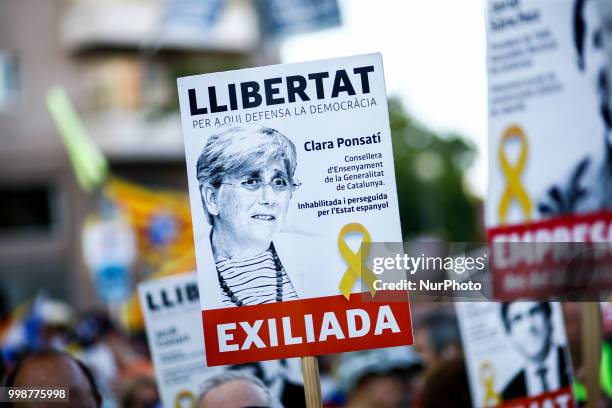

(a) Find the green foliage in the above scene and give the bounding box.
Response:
[388,97,483,241]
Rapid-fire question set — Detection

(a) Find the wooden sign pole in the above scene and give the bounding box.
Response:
[301,356,322,408]
[581,302,602,408]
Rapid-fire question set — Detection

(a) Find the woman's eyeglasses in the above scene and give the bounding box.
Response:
[221,176,301,192]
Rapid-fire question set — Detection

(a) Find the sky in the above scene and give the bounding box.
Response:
[280,0,488,197]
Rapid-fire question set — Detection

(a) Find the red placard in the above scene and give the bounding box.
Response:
[488,211,612,300]
[202,291,412,366]
[488,211,612,243]
[499,386,574,408]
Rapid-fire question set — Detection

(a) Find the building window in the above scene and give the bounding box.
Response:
[0,184,56,236]
[0,50,20,110]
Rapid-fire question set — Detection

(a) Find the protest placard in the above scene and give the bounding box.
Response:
[487,0,612,235]
[138,273,208,407]
[481,2,600,405]
[486,0,612,301]
[138,273,305,407]
[177,53,412,366]
[456,301,574,407]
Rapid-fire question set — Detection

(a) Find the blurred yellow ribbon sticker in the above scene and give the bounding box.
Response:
[174,390,196,408]
[498,124,533,225]
[338,223,377,300]
[480,361,501,406]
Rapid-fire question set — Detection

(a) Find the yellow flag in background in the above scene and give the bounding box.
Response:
[104,178,194,272]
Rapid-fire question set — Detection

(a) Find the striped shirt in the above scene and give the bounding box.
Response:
[215,247,298,307]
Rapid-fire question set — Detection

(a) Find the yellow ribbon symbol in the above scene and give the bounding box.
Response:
[338,223,377,300]
[480,361,501,406]
[498,125,533,225]
[174,390,196,408]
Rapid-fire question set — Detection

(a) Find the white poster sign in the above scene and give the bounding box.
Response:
[177,53,412,366]
[456,301,574,407]
[138,273,305,407]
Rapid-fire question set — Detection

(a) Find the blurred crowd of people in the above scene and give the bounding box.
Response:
[0,294,161,407]
[0,289,480,408]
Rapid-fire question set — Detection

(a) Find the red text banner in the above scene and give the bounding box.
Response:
[499,386,574,408]
[202,291,412,366]
[488,211,612,300]
[488,211,612,243]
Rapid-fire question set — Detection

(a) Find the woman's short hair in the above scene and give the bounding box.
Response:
[196,125,297,224]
